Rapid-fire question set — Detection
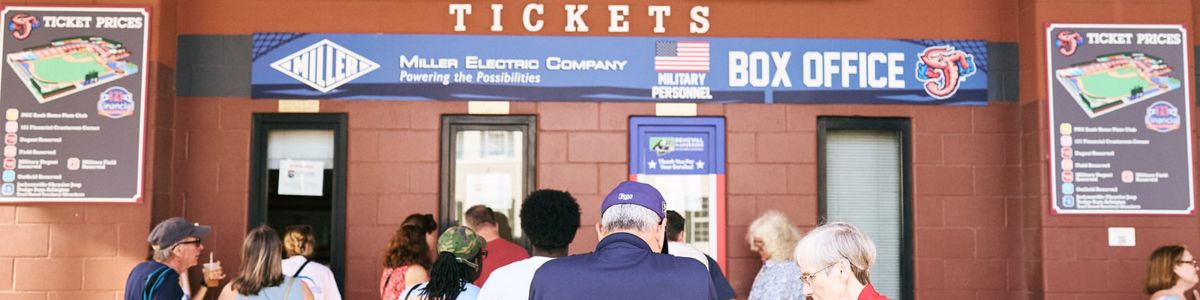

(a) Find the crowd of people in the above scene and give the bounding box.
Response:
[143,180,1197,299]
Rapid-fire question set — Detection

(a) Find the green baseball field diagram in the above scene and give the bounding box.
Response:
[1055,52,1181,118]
[5,36,139,103]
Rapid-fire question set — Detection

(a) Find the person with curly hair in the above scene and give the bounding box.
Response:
[478,189,581,300]
[400,226,487,300]
[381,214,438,300]
[746,210,804,300]
[1146,245,1200,300]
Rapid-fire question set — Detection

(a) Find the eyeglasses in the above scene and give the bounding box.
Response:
[800,262,838,285]
[479,250,489,260]
[1179,259,1197,266]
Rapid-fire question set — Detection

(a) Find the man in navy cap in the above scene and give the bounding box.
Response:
[123,217,224,300]
[528,181,717,300]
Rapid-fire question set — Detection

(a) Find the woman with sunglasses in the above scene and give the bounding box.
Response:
[1146,245,1200,300]
[401,226,487,300]
[793,222,890,300]
[282,224,342,300]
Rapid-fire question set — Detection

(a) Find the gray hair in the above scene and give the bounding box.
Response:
[794,222,876,285]
[746,210,801,262]
[600,204,661,233]
[151,246,174,262]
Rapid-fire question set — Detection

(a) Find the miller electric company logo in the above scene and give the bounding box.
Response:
[8,14,40,40]
[915,45,976,100]
[270,39,379,93]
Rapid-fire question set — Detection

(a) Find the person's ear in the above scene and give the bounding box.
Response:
[595,223,604,241]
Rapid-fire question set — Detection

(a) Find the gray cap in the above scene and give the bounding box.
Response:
[148,217,211,250]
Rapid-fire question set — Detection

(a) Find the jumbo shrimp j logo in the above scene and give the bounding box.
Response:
[915,45,976,100]
[1056,31,1083,56]
[8,14,39,40]
[270,39,379,93]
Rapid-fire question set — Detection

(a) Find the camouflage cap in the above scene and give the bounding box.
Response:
[438,226,487,269]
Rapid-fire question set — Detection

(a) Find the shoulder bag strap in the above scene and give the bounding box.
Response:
[142,265,172,300]
[293,258,312,277]
[281,276,297,299]
[402,283,424,300]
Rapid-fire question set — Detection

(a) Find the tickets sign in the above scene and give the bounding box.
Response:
[252,33,988,105]
[1046,24,1194,214]
[0,6,150,203]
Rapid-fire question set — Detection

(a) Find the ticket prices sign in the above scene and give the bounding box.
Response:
[0,6,150,203]
[629,117,726,268]
[251,33,988,105]
[1046,24,1194,214]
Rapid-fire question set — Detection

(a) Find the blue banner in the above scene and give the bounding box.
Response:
[630,117,725,175]
[252,33,988,105]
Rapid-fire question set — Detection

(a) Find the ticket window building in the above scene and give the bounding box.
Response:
[817,117,913,300]
[248,114,349,291]
[440,116,536,240]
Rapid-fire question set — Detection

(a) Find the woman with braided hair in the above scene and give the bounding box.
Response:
[282,224,341,300]
[400,226,487,300]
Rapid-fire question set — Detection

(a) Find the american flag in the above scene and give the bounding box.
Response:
[655,41,710,72]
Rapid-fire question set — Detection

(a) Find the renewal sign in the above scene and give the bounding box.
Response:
[251,33,988,105]
[0,6,150,203]
[1047,24,1193,214]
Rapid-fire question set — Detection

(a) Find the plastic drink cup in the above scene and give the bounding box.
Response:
[203,253,220,286]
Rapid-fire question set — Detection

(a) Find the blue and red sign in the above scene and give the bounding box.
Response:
[252,33,988,105]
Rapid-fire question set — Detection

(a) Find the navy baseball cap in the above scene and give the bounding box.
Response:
[148,217,211,250]
[601,181,666,220]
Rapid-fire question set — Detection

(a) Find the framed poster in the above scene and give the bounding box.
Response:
[1046,24,1193,214]
[0,6,150,203]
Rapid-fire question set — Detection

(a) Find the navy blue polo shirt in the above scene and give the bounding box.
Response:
[529,232,717,300]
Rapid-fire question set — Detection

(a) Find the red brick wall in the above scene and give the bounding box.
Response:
[1018,0,1199,299]
[0,0,177,299]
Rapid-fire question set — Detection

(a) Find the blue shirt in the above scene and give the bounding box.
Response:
[705,254,736,300]
[124,261,186,300]
[529,233,717,300]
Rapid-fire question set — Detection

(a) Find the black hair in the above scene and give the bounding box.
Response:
[423,252,480,300]
[519,189,581,250]
[666,210,685,242]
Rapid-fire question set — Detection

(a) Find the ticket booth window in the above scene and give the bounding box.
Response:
[818,117,912,300]
[248,114,348,294]
[441,116,536,240]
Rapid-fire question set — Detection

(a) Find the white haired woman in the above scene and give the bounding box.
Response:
[793,222,890,300]
[745,210,804,300]
[218,225,316,300]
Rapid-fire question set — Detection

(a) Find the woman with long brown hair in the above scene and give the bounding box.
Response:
[217,225,315,300]
[1146,245,1200,300]
[381,214,438,300]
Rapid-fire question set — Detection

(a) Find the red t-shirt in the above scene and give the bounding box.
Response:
[474,238,530,286]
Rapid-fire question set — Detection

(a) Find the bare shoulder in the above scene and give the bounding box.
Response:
[1149,290,1183,300]
[216,284,237,300]
[404,264,428,276]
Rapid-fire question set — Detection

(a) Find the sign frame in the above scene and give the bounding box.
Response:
[0,5,151,203]
[1045,23,1195,215]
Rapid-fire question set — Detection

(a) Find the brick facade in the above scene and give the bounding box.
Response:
[0,0,1196,299]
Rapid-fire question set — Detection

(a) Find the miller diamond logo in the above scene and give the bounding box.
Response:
[270,39,378,93]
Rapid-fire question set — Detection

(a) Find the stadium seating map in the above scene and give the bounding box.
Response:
[6,36,139,103]
[1054,52,1181,118]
